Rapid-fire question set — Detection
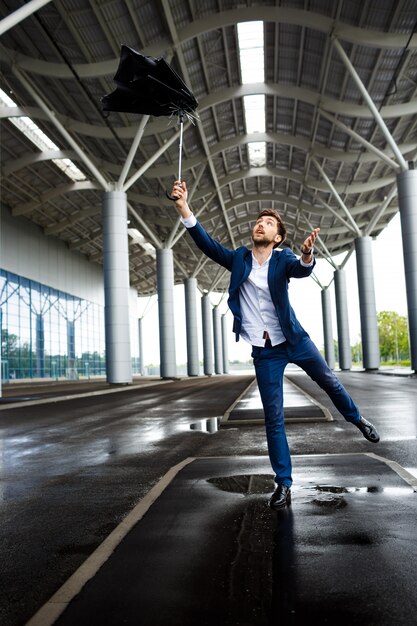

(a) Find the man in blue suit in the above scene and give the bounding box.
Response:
[171,181,380,510]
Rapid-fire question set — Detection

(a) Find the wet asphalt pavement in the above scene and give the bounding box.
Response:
[0,370,416,626]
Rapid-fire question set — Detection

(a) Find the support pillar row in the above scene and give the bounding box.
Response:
[397,168,417,372]
[221,314,230,374]
[184,278,200,376]
[355,236,380,370]
[334,269,352,370]
[138,317,145,376]
[201,294,214,376]
[321,288,335,370]
[212,306,223,374]
[102,191,132,384]
[156,249,177,379]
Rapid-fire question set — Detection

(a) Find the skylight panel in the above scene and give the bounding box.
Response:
[237,22,266,167]
[243,95,266,133]
[0,88,86,182]
[237,22,264,84]
[248,142,266,167]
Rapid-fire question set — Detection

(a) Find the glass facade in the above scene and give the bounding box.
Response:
[0,270,107,381]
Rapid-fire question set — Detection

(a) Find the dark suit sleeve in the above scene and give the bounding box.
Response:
[186,220,234,271]
[282,248,316,278]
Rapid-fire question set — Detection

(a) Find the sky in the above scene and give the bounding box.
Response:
[137,212,408,367]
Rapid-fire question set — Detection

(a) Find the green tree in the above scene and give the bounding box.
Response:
[351,339,362,364]
[377,311,409,362]
[1,329,18,356]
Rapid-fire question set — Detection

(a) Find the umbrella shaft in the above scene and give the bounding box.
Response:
[178,119,183,181]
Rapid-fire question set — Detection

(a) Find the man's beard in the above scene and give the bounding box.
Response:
[252,232,274,248]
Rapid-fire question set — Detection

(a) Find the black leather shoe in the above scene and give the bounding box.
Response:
[356,416,380,443]
[269,484,291,510]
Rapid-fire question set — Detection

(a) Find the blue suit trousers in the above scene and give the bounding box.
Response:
[251,336,361,487]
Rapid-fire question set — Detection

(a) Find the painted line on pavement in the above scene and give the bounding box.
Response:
[0,379,174,411]
[221,374,333,423]
[284,375,333,421]
[365,452,417,492]
[221,376,257,422]
[24,457,196,626]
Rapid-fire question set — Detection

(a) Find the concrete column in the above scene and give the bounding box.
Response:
[184,278,199,376]
[0,308,3,397]
[212,306,223,374]
[156,248,176,379]
[321,288,335,369]
[355,237,380,370]
[102,191,132,383]
[138,317,145,375]
[201,294,214,376]
[66,319,77,379]
[397,168,417,372]
[36,314,45,377]
[334,269,352,370]
[221,314,230,374]
[67,320,75,361]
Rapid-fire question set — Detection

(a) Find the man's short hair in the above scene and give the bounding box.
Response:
[256,209,287,247]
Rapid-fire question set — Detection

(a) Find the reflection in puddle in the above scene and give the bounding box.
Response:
[300,484,413,496]
[207,474,274,495]
[207,476,414,501]
[190,417,219,433]
[206,474,413,621]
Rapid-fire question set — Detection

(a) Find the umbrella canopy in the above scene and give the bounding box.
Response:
[102,45,198,117]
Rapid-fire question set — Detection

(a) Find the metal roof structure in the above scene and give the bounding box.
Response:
[1,0,417,296]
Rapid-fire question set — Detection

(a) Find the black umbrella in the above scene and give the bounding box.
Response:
[102,45,198,199]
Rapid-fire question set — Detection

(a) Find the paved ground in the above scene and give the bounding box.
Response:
[0,370,416,626]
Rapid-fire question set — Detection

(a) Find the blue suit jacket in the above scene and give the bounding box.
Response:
[186,220,316,345]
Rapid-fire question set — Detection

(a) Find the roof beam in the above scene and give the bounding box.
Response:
[117,115,150,190]
[12,66,110,190]
[311,157,362,237]
[3,7,416,81]
[160,0,236,248]
[0,0,52,36]
[318,109,400,172]
[331,35,408,172]
[122,126,182,192]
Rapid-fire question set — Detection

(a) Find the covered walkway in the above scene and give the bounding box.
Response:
[0,370,415,626]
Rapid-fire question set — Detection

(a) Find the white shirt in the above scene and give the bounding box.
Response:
[239,251,286,347]
[181,213,313,347]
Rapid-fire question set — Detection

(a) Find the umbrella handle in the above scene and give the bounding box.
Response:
[165,186,178,202]
[165,186,182,202]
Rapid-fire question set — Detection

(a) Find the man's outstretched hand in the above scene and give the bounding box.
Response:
[302,227,320,253]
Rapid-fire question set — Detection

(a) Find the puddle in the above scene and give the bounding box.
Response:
[300,485,360,509]
[311,494,348,508]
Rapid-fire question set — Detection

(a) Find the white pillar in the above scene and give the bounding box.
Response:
[138,317,145,375]
[156,249,177,379]
[184,278,199,376]
[102,191,132,383]
[221,314,230,374]
[212,306,223,374]
[201,294,214,376]
[0,308,2,397]
[321,288,335,369]
[334,269,352,370]
[397,168,417,372]
[355,237,380,370]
